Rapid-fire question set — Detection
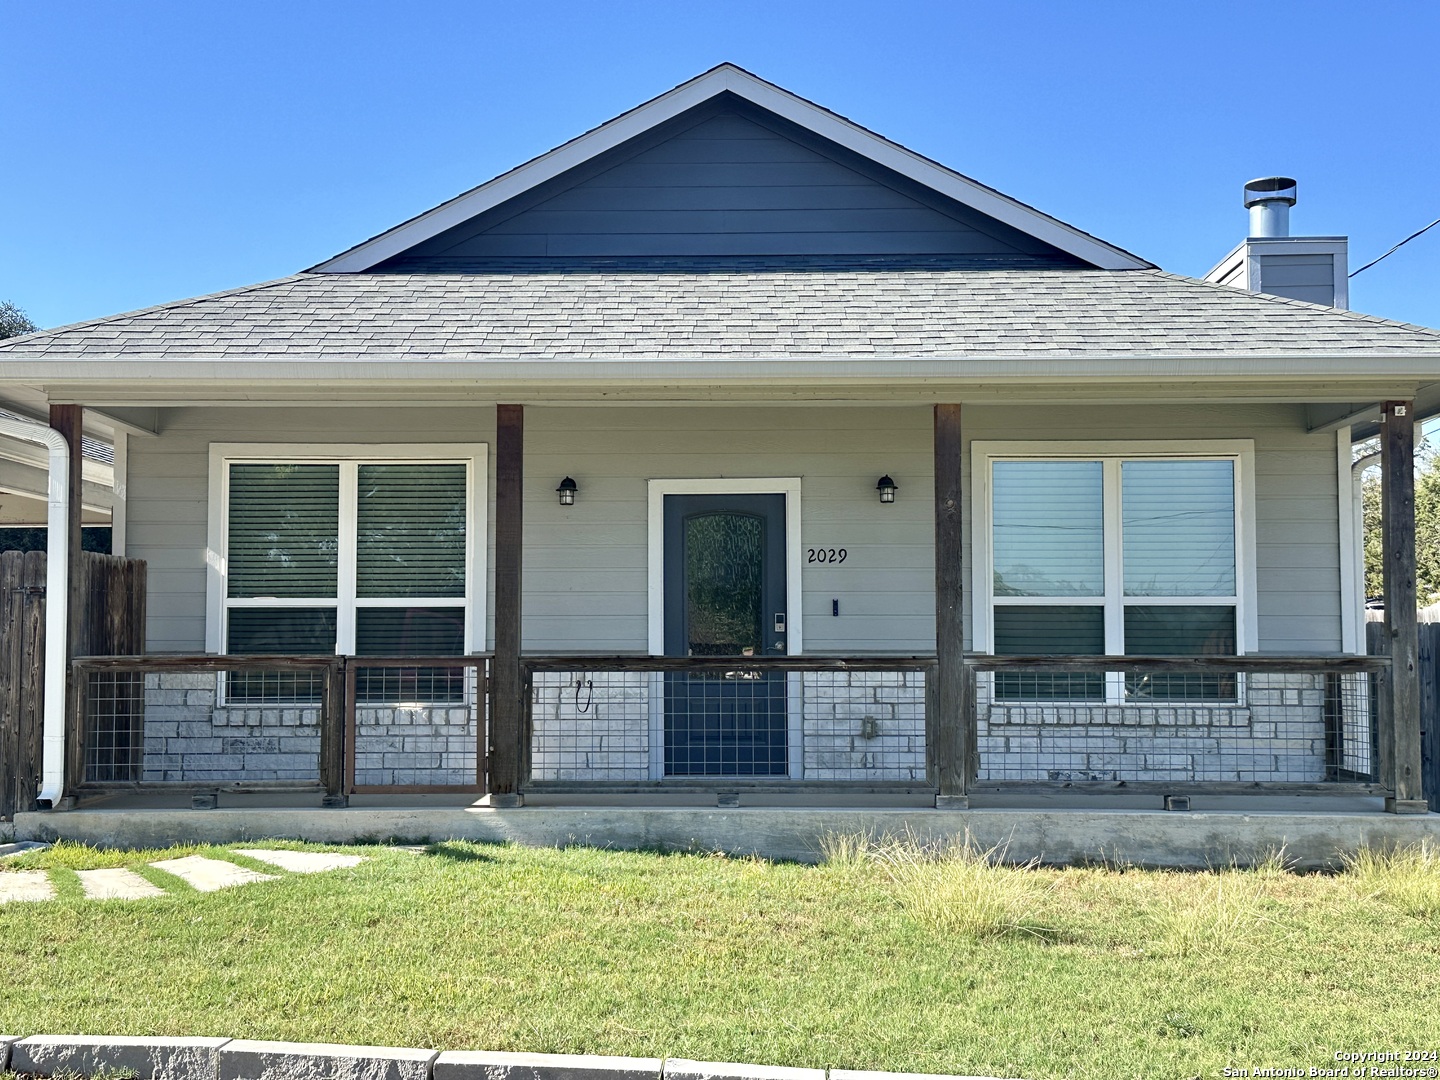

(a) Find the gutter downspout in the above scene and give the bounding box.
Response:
[0,413,71,806]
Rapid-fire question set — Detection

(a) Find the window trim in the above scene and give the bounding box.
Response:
[970,440,1257,657]
[206,443,488,656]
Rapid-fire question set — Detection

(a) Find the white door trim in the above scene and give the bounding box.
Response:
[646,477,804,656]
[646,477,804,780]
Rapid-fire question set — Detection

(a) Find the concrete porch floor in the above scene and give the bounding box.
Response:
[13,791,1439,869]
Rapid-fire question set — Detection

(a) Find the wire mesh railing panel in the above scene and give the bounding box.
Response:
[531,670,652,782]
[1329,671,1378,780]
[975,660,1383,786]
[525,659,930,785]
[801,670,926,782]
[83,672,144,783]
[78,659,334,788]
[350,662,482,788]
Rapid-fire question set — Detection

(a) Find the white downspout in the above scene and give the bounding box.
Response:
[0,413,70,806]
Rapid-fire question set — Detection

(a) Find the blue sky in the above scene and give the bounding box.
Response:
[3,0,1438,331]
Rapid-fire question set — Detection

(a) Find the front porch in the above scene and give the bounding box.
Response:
[4,394,1431,865]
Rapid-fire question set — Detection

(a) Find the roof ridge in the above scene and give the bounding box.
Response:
[0,275,310,351]
[1141,269,1440,340]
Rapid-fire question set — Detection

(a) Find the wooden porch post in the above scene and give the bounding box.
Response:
[489,404,525,806]
[1381,400,1427,813]
[49,404,85,801]
[933,404,969,808]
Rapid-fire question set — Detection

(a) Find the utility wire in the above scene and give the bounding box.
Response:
[1350,217,1440,278]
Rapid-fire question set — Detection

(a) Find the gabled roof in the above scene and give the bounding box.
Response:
[3,259,1438,365]
[311,64,1154,273]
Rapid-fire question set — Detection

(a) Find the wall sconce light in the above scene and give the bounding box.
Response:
[876,475,897,504]
[556,477,578,506]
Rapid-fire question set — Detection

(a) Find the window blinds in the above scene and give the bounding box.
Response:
[1122,461,1235,597]
[227,464,339,598]
[992,461,1104,597]
[356,464,467,599]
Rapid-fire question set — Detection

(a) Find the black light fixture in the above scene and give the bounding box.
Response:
[556,477,578,506]
[876,475,897,504]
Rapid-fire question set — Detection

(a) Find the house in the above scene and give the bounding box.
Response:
[1,65,1435,845]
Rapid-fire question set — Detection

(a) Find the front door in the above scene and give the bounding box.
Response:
[662,493,788,776]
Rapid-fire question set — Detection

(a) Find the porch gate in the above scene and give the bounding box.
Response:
[0,551,146,818]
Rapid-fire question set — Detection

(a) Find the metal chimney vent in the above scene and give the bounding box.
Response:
[1207,175,1347,308]
[1244,176,1298,238]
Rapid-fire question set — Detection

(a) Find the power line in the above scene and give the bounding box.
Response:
[1350,217,1440,278]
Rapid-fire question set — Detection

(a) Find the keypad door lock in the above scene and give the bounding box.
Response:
[774,613,786,633]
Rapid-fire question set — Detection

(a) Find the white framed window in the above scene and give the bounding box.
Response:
[971,440,1257,703]
[206,444,487,661]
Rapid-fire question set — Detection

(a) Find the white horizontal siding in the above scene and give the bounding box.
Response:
[127,401,1341,657]
[526,405,933,653]
[130,407,499,652]
[960,403,1342,653]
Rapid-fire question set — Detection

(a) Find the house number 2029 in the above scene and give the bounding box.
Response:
[808,548,847,564]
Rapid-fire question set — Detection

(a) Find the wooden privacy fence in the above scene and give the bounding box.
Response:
[0,551,46,820]
[0,551,146,819]
[1367,621,1440,811]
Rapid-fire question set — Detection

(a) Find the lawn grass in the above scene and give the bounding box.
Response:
[3,836,1439,1080]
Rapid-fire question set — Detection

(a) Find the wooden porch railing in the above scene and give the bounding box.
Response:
[964,654,1392,797]
[66,652,1397,805]
[70,654,492,802]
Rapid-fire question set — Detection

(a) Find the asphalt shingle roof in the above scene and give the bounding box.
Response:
[3,259,1439,362]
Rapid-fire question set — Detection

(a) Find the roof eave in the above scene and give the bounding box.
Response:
[4,354,1437,385]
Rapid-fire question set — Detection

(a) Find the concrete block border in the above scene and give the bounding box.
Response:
[4,1036,1017,1080]
[220,1039,437,1080]
[11,1035,230,1079]
[433,1050,663,1080]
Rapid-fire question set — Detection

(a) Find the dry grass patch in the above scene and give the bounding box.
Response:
[1343,839,1440,917]
[821,831,1056,939]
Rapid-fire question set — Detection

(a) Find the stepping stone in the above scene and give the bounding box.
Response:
[149,855,277,892]
[234,848,367,874]
[0,840,52,859]
[0,870,55,903]
[77,867,167,900]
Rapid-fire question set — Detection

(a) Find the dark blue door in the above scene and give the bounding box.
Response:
[663,494,788,776]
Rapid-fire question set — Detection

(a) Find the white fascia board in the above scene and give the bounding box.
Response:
[1244,236,1348,255]
[8,354,1440,386]
[312,64,1152,273]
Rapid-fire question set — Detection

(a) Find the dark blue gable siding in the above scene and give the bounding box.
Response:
[392,97,1081,264]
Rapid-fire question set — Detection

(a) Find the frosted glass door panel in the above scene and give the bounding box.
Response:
[685,513,764,657]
